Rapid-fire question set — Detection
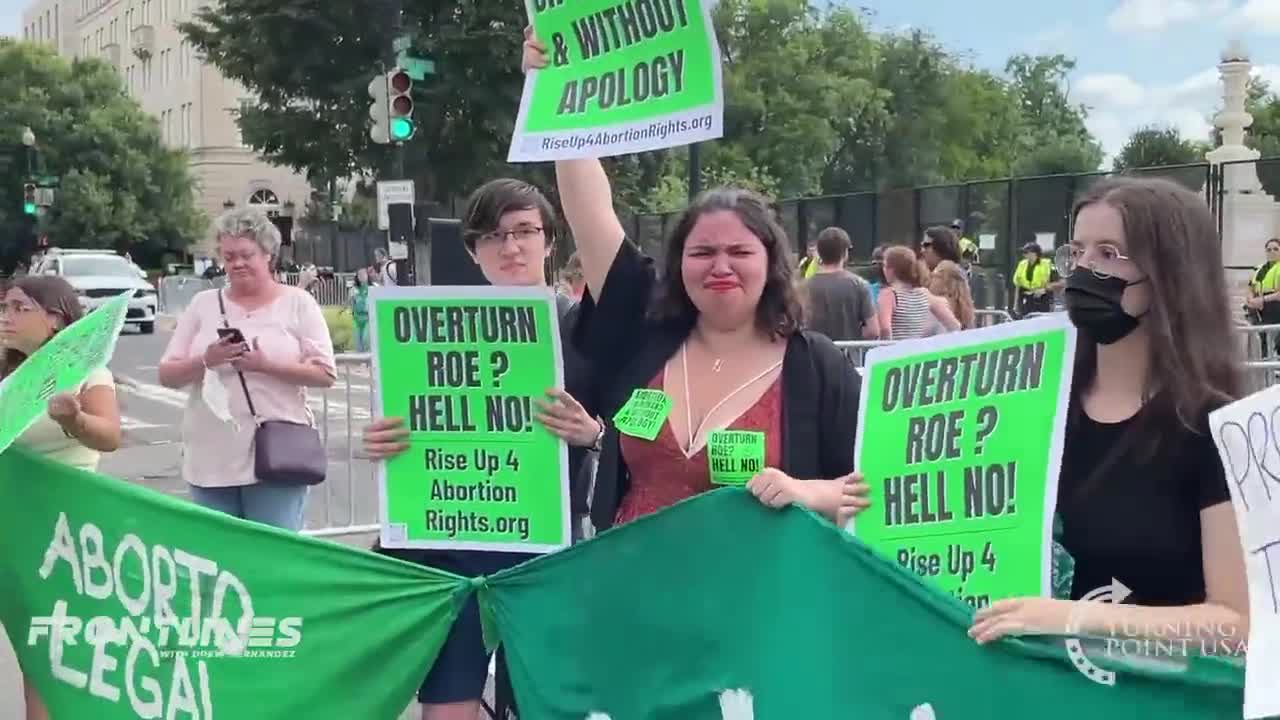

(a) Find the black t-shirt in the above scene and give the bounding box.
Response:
[1057,404,1230,606]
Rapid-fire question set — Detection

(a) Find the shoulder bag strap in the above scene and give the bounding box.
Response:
[217,289,259,421]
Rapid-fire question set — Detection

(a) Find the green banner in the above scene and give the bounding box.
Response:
[509,0,724,162]
[369,286,571,553]
[0,291,130,454]
[477,488,1245,719]
[0,447,465,719]
[848,315,1077,607]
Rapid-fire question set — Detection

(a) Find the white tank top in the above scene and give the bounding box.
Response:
[889,286,931,340]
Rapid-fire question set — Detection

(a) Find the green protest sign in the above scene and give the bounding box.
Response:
[369,286,571,553]
[0,446,465,719]
[612,388,672,441]
[0,291,130,455]
[508,0,724,162]
[478,488,1245,718]
[708,430,764,486]
[848,315,1077,608]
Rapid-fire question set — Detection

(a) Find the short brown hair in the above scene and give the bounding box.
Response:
[815,227,850,265]
[882,245,922,286]
[460,178,557,252]
[650,188,802,337]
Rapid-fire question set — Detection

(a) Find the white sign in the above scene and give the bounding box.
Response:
[978,233,997,251]
[1035,232,1056,253]
[1209,386,1280,719]
[376,180,415,231]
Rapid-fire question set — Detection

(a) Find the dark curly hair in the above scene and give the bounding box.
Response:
[648,188,803,337]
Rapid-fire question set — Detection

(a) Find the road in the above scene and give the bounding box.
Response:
[100,326,383,535]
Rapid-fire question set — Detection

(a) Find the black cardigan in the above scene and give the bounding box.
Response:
[572,239,862,531]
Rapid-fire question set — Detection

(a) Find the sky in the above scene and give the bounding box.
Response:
[0,0,1277,161]
[859,0,1280,161]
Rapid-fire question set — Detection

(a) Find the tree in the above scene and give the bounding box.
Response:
[1005,54,1103,174]
[0,40,203,271]
[180,0,552,205]
[1112,126,1207,170]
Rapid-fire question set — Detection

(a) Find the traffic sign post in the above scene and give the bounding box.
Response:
[376,180,415,231]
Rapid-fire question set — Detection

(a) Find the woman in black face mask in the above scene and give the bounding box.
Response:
[968,177,1249,654]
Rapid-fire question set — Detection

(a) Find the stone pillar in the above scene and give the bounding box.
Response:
[1207,41,1280,295]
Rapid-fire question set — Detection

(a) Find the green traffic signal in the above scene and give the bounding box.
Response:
[390,117,414,141]
[23,202,36,215]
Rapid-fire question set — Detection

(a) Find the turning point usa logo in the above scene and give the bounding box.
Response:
[1065,579,1246,686]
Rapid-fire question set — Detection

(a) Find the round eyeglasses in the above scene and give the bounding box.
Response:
[1053,243,1135,280]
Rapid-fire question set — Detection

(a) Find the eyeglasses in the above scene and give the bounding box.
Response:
[1053,243,1136,280]
[478,225,544,246]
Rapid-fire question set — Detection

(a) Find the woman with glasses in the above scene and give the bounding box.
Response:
[361,178,601,720]
[1,276,122,720]
[970,177,1248,654]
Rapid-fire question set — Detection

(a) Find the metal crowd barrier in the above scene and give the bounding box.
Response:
[300,316,1280,538]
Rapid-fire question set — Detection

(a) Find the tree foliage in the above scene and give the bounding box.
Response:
[0,40,203,272]
[1112,125,1207,171]
[182,0,1105,218]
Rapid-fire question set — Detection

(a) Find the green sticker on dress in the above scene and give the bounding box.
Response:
[612,388,672,441]
[708,430,766,486]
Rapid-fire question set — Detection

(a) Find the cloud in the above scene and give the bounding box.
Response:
[1074,64,1280,161]
[1107,0,1232,33]
[1225,0,1280,34]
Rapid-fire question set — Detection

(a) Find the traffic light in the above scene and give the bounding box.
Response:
[22,182,37,215]
[368,73,390,145]
[386,68,415,143]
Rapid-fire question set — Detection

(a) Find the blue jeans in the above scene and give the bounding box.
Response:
[188,484,308,532]
[353,321,369,353]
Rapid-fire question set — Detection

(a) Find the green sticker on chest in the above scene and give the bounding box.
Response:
[707,430,766,486]
[612,389,672,441]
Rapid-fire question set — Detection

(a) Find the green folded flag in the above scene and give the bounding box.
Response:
[478,488,1246,719]
[0,447,466,719]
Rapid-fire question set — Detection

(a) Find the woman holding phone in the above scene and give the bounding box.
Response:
[159,207,336,531]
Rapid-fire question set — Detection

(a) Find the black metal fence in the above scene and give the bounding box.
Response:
[616,160,1253,311]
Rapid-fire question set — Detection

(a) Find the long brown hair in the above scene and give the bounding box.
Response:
[929,260,975,329]
[1070,177,1242,439]
[0,276,84,378]
[882,245,923,287]
[650,188,802,338]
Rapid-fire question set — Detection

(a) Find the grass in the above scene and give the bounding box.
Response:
[322,306,355,353]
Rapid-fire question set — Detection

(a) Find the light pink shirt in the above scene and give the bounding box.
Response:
[161,286,335,488]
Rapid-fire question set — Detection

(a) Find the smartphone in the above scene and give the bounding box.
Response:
[217,327,245,344]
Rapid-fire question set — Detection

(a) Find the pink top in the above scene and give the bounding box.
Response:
[161,286,335,488]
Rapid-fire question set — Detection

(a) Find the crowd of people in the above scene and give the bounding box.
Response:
[0,29,1256,720]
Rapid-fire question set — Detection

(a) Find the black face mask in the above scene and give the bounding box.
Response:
[1064,268,1146,345]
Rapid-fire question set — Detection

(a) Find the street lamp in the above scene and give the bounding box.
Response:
[20,126,35,176]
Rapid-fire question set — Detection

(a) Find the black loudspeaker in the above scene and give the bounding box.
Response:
[427,218,488,286]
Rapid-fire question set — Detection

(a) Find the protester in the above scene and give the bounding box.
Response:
[523,32,869,535]
[928,260,976,330]
[347,267,371,352]
[920,226,961,272]
[361,178,599,720]
[157,207,336,532]
[970,177,1249,650]
[877,245,960,340]
[801,227,879,340]
[1,276,122,720]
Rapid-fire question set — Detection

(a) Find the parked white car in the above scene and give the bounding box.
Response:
[32,249,158,334]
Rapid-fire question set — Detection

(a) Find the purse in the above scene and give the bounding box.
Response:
[217,289,327,486]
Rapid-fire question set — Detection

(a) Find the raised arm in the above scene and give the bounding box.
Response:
[522,29,625,299]
[555,159,626,299]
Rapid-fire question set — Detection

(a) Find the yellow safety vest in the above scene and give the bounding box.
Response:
[1013,258,1052,291]
[799,257,818,280]
[1251,262,1280,295]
